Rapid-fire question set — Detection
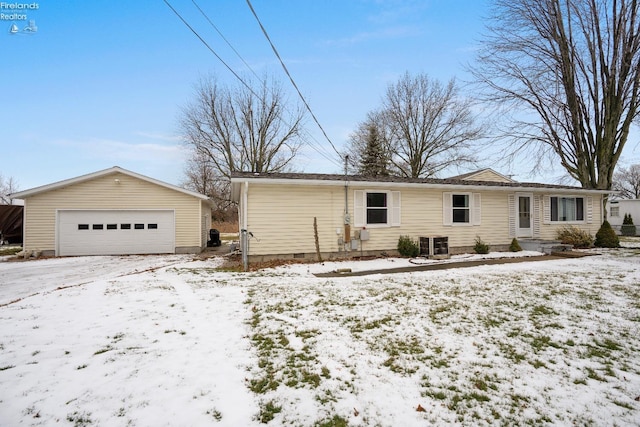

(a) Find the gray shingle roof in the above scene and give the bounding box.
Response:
[229,171,612,193]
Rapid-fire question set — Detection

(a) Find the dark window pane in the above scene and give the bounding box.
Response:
[134,224,144,230]
[148,223,158,229]
[92,224,103,230]
[452,194,469,208]
[367,208,387,224]
[106,224,117,230]
[453,208,470,223]
[121,224,131,230]
[576,198,584,221]
[78,224,89,230]
[366,192,387,208]
[551,197,558,221]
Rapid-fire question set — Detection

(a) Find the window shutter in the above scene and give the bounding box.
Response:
[472,193,481,225]
[508,194,516,237]
[443,192,452,226]
[533,195,541,237]
[353,190,364,227]
[586,196,593,223]
[391,191,401,226]
[543,195,551,224]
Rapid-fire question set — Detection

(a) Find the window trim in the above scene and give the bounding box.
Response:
[353,190,401,228]
[443,192,481,226]
[549,195,586,223]
[365,191,389,226]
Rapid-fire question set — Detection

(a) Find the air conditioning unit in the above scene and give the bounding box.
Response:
[419,236,449,259]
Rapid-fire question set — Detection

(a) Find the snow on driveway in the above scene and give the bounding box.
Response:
[0,255,190,305]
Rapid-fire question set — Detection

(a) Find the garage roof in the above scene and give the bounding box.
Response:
[10,166,210,201]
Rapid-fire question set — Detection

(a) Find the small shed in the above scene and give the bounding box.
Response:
[10,166,212,256]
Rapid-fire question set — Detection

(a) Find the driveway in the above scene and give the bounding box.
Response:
[0,255,191,305]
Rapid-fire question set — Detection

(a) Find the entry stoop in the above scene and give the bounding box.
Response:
[519,239,573,254]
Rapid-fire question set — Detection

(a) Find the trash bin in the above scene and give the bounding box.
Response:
[208,229,221,247]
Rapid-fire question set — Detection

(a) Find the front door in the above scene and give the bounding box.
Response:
[516,194,533,237]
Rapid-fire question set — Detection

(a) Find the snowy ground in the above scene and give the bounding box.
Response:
[0,249,639,426]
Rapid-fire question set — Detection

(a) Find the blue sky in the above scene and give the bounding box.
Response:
[6,0,631,191]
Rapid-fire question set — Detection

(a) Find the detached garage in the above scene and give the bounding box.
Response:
[11,166,212,256]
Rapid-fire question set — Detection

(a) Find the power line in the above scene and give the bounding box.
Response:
[245,0,343,159]
[163,0,254,95]
[164,0,343,168]
[188,0,343,167]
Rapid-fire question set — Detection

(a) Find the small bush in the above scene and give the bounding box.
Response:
[509,238,522,252]
[595,220,620,248]
[397,235,419,257]
[621,213,636,236]
[473,236,490,254]
[556,225,594,248]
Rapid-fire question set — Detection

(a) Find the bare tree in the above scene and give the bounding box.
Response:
[472,0,640,190]
[381,72,482,178]
[0,174,18,204]
[613,164,640,198]
[181,151,236,221]
[179,74,306,180]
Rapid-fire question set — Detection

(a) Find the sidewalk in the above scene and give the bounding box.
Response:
[314,253,589,278]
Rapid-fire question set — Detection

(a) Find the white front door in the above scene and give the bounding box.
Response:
[516,194,533,237]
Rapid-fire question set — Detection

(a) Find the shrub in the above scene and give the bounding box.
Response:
[473,236,490,254]
[556,225,594,248]
[621,213,636,236]
[595,220,620,248]
[509,238,522,252]
[397,235,419,257]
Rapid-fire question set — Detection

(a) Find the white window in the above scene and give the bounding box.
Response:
[551,196,584,222]
[452,194,470,223]
[353,190,401,227]
[610,206,620,217]
[366,192,388,224]
[443,192,481,226]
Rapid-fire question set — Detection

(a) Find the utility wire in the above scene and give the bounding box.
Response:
[163,0,254,95]
[189,0,342,167]
[245,0,343,159]
[165,0,343,168]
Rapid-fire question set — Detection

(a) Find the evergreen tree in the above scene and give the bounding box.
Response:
[358,124,390,176]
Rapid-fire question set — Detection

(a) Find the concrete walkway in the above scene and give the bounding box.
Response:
[314,253,590,278]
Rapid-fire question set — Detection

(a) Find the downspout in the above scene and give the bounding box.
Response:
[242,181,249,231]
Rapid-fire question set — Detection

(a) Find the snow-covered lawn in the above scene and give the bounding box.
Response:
[1,250,639,426]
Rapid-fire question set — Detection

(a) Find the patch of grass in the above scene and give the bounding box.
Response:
[93,346,112,355]
[76,364,88,370]
[612,400,634,410]
[66,411,93,426]
[206,408,223,421]
[257,400,282,424]
[315,414,349,427]
[0,246,22,256]
[585,367,607,382]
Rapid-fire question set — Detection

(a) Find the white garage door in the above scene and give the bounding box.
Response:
[57,210,175,256]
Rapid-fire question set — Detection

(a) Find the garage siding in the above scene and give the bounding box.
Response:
[23,172,203,255]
